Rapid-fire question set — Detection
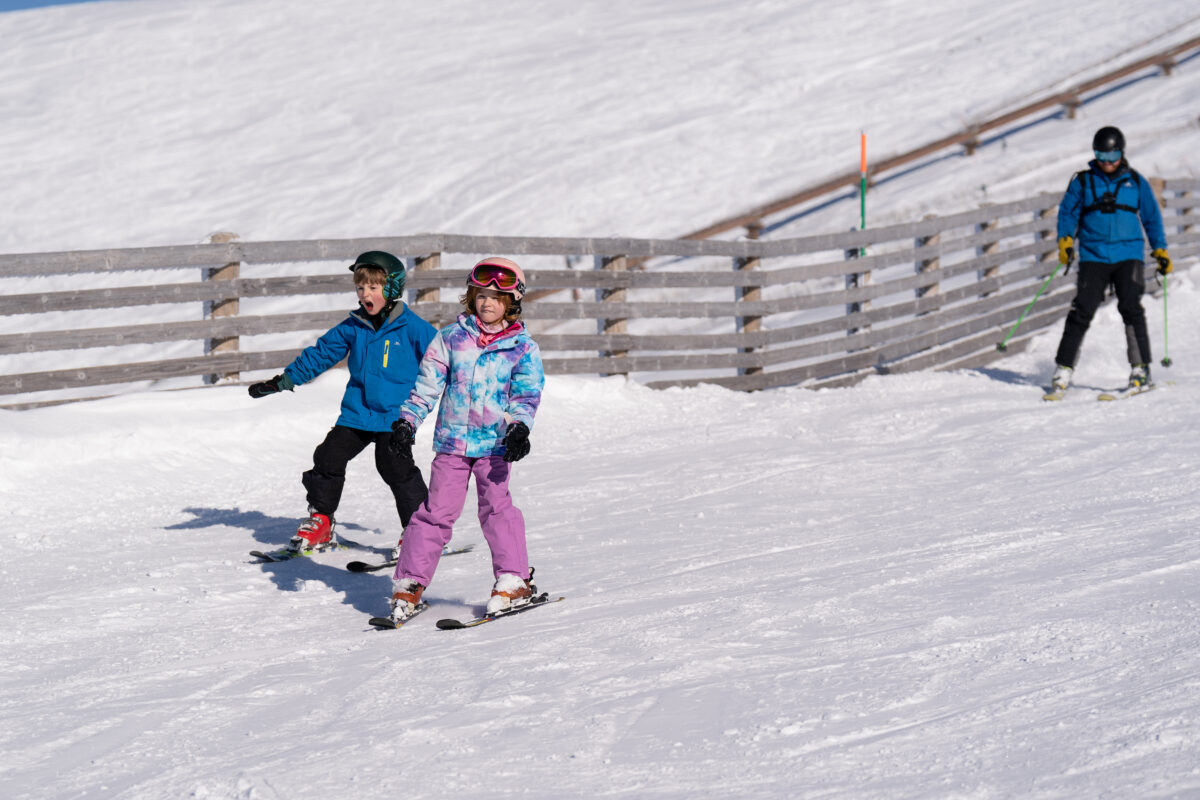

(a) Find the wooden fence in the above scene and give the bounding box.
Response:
[1,178,1197,407]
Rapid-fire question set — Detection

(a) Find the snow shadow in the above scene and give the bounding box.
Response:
[253,555,391,615]
[166,506,385,548]
[971,366,1040,386]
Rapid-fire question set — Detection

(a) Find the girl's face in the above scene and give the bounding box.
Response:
[357,281,386,315]
[474,288,508,325]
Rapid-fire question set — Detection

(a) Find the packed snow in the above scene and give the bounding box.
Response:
[2,1,1200,798]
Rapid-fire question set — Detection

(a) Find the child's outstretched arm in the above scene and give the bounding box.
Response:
[280,322,354,387]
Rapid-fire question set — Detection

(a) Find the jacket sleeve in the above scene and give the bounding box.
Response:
[413,313,438,359]
[398,331,450,427]
[1056,174,1083,239]
[1137,174,1168,252]
[283,319,353,386]
[504,341,545,430]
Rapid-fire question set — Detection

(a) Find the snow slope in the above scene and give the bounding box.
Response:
[3,1,1200,798]
[0,0,1198,253]
[4,276,1199,799]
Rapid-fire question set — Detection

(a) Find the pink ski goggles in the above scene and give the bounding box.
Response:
[469,263,524,293]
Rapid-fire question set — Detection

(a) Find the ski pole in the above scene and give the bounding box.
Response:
[996,262,1063,352]
[1161,275,1172,367]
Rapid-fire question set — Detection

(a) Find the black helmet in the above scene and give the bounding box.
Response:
[349,250,406,299]
[1092,126,1125,153]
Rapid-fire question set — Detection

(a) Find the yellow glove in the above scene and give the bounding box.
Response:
[1152,248,1173,275]
[1057,236,1074,268]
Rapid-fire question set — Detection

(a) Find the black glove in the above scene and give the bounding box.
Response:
[389,418,416,457]
[248,373,293,398]
[502,422,531,463]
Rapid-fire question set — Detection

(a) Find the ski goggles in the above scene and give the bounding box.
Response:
[1094,149,1122,163]
[469,262,524,293]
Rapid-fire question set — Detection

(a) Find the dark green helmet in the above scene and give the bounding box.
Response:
[349,251,406,300]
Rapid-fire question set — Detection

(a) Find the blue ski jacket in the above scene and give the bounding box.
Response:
[1056,161,1167,264]
[283,303,437,432]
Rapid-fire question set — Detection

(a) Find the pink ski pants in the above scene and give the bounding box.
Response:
[394,453,528,587]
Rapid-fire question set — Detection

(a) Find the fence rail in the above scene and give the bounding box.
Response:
[1,179,1197,407]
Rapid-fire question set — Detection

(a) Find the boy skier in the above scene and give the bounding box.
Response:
[248,251,437,551]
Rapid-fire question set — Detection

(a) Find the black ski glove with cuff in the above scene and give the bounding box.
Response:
[389,419,416,457]
[502,422,531,463]
[248,373,294,398]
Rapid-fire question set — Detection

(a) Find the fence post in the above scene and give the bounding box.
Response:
[976,210,999,297]
[597,254,628,373]
[1036,204,1056,265]
[203,231,240,385]
[735,252,763,377]
[844,240,870,342]
[411,252,442,324]
[915,214,940,313]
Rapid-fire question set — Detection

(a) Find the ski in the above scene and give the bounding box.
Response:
[368,602,430,629]
[435,593,565,630]
[1098,383,1156,402]
[345,543,475,573]
[249,537,365,563]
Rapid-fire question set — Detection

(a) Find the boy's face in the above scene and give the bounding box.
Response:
[357,281,386,315]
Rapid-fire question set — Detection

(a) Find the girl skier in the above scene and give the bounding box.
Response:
[385,257,545,623]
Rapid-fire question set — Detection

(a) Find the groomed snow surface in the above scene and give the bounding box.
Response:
[4,273,1199,799]
[3,0,1200,797]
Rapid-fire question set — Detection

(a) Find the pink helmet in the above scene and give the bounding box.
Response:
[467,256,526,301]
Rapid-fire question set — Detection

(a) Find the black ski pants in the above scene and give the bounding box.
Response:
[1054,259,1150,369]
[302,425,427,527]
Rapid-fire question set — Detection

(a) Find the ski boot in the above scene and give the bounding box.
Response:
[486,572,535,615]
[389,578,427,623]
[1127,363,1151,390]
[289,508,335,553]
[1043,364,1073,402]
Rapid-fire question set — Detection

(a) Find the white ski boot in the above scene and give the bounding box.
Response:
[1043,364,1073,402]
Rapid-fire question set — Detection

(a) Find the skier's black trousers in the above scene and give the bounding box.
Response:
[1054,259,1151,368]
[302,425,427,526]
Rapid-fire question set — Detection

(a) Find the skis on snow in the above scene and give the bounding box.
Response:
[1097,383,1156,401]
[249,537,366,563]
[1044,381,1165,403]
[251,541,474,568]
[1042,386,1068,402]
[435,593,565,630]
[345,544,475,573]
[367,592,564,631]
[367,603,430,629]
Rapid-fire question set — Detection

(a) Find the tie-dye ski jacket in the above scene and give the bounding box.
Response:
[398,313,544,457]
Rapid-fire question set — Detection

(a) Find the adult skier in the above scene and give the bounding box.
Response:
[1046,126,1172,400]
